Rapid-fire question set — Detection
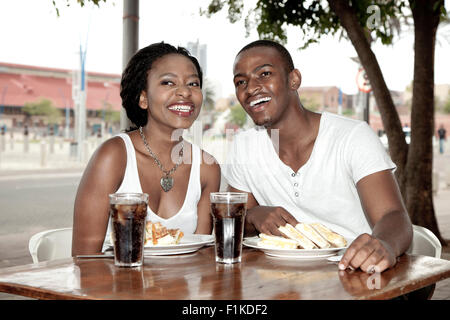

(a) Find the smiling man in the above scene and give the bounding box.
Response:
[222,40,413,273]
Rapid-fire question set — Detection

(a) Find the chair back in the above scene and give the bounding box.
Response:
[406,225,442,258]
[28,228,73,263]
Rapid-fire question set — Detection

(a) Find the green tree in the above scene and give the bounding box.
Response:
[202,79,216,112]
[301,97,321,112]
[444,98,450,114]
[52,0,106,16]
[23,98,61,125]
[203,0,447,243]
[103,102,121,125]
[228,104,247,128]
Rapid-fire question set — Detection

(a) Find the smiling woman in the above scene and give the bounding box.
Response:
[72,42,221,256]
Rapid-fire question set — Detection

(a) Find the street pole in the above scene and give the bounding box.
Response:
[77,45,87,162]
[120,0,139,132]
[0,85,8,126]
[364,91,370,124]
[58,88,70,139]
[338,88,342,115]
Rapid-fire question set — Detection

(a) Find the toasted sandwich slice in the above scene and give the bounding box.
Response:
[257,233,298,249]
[155,234,177,245]
[278,224,317,249]
[295,223,331,249]
[145,222,184,245]
[309,222,347,248]
[169,229,184,244]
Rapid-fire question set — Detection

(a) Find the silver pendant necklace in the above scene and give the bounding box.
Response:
[139,127,184,192]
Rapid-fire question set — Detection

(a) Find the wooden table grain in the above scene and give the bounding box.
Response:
[1,246,450,300]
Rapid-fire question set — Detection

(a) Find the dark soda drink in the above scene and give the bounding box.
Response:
[109,194,148,267]
[211,202,247,264]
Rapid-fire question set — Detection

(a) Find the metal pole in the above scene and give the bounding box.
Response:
[364,91,370,124]
[120,0,139,132]
[77,45,87,162]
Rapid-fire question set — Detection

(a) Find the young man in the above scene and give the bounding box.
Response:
[222,40,412,273]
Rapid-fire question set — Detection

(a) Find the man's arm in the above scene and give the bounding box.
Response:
[228,186,298,236]
[338,169,413,273]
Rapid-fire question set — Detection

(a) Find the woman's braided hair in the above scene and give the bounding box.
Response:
[120,42,203,130]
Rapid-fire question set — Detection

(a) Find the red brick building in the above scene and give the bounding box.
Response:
[0,62,121,136]
[298,86,352,113]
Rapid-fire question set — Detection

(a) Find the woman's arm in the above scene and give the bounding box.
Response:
[72,137,126,256]
[194,151,221,234]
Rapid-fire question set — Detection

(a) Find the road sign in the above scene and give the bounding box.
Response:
[356,67,372,93]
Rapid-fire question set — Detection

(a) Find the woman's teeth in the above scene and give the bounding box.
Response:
[250,97,271,107]
[168,105,193,112]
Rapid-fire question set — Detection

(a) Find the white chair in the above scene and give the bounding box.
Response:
[402,225,442,300]
[28,228,73,263]
[407,225,442,258]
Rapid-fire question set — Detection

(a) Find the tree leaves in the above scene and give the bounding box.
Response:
[51,0,107,16]
[201,0,415,48]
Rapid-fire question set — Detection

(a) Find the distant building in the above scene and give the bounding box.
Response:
[298,86,351,113]
[186,40,207,76]
[370,90,409,115]
[435,84,450,104]
[0,62,121,136]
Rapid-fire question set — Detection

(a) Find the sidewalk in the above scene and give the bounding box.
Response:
[0,136,103,172]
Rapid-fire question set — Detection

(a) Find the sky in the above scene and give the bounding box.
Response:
[1,0,450,99]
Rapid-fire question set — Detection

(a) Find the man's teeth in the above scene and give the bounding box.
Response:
[168,105,192,112]
[249,97,271,107]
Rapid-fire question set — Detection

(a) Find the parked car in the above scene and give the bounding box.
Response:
[379,126,437,150]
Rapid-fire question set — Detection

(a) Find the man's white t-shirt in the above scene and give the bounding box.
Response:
[221,112,396,239]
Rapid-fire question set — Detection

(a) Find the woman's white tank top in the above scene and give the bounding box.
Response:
[103,133,202,250]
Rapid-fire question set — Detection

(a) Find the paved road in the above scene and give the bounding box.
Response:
[0,170,82,268]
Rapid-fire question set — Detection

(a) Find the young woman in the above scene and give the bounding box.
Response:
[72,42,221,255]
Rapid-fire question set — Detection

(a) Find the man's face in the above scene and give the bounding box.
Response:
[233,46,293,127]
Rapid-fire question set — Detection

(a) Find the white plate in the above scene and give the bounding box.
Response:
[143,234,214,256]
[243,236,349,260]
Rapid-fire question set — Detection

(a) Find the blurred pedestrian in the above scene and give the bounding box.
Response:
[437,124,447,154]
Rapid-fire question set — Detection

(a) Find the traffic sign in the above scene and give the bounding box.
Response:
[356,67,372,93]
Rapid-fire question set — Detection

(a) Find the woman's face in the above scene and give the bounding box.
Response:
[140,53,203,130]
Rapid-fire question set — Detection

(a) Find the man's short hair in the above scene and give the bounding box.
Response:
[237,40,295,73]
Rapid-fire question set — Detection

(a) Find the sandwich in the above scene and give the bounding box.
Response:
[309,222,347,248]
[278,224,317,249]
[295,223,331,249]
[257,233,299,249]
[145,221,184,246]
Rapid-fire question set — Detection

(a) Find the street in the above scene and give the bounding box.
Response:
[0,171,82,268]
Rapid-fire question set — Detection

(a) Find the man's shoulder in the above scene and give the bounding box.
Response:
[321,112,367,140]
[323,112,364,129]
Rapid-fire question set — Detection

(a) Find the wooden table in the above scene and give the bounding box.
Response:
[1,246,450,300]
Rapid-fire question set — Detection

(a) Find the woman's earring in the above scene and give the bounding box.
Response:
[139,95,148,110]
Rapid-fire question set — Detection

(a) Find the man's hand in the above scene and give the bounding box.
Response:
[338,233,397,273]
[246,206,298,236]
